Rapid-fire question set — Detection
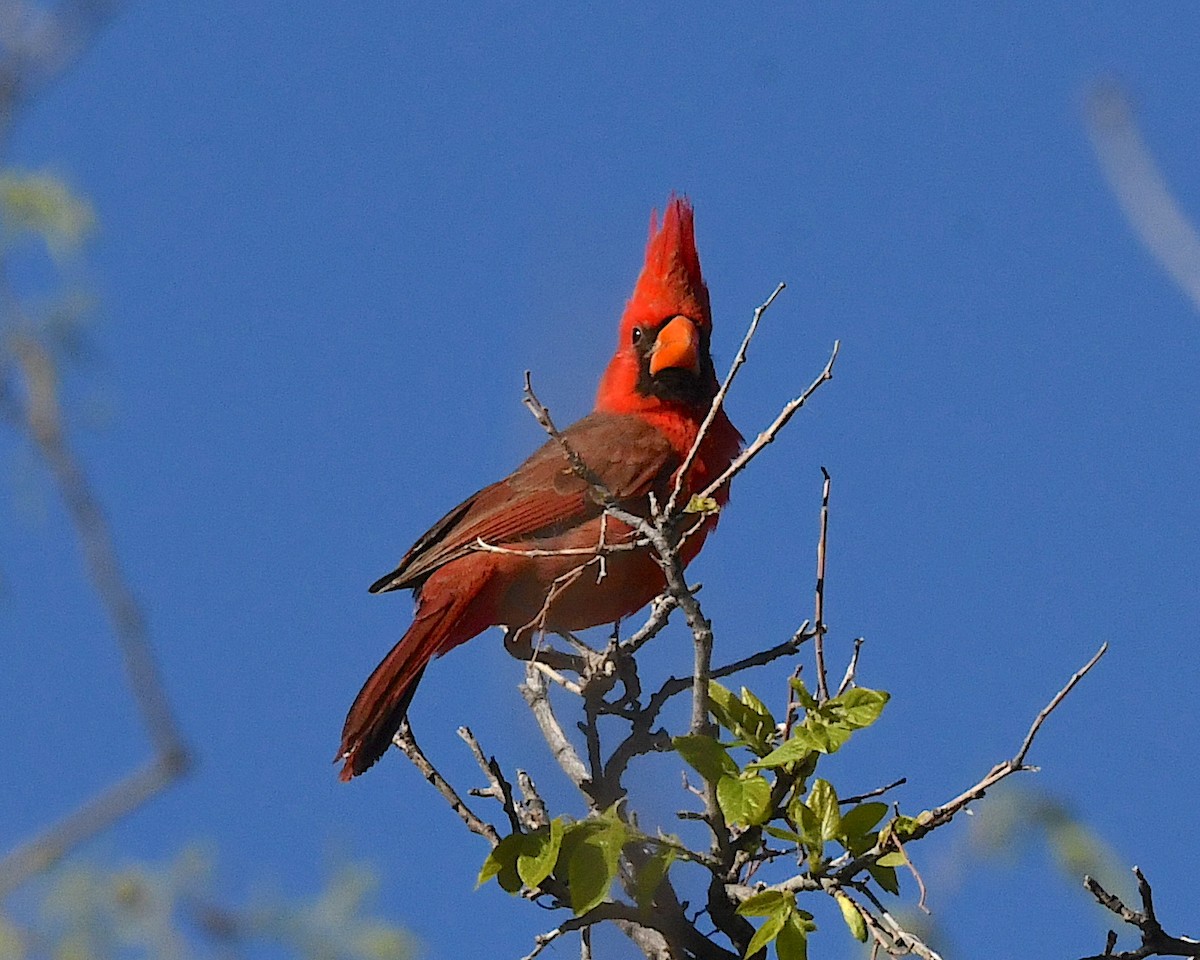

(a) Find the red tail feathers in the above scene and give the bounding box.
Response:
[338,571,491,779]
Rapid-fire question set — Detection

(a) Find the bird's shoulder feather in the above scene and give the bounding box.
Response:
[368,412,679,594]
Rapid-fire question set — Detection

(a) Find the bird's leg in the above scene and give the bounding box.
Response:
[503,626,587,676]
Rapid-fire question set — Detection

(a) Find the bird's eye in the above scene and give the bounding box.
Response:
[631,328,644,346]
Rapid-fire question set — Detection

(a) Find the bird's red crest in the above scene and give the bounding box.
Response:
[621,195,710,335]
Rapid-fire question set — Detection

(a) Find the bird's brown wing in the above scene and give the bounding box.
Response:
[369,411,678,594]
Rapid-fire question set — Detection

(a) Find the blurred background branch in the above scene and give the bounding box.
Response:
[1086,82,1200,313]
[0,0,190,899]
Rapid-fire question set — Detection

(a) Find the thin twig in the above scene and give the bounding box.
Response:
[458,726,523,835]
[831,644,1109,884]
[620,593,682,655]
[665,282,786,518]
[521,665,590,789]
[836,637,865,696]
[650,629,815,708]
[392,722,499,845]
[841,778,907,806]
[520,902,677,960]
[530,660,584,696]
[699,340,840,501]
[472,537,641,559]
[522,371,619,508]
[813,467,831,701]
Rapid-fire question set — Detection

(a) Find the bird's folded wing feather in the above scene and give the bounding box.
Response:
[369,412,678,593]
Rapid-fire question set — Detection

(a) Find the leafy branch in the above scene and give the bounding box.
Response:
[384,288,1125,960]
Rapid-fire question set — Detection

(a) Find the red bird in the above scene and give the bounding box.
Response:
[338,197,741,780]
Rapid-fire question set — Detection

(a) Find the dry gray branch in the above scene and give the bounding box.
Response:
[1081,867,1200,960]
[391,722,499,846]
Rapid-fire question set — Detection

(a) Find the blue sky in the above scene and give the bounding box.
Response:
[5,3,1200,957]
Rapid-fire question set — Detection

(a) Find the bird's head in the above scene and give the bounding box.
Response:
[596,196,719,415]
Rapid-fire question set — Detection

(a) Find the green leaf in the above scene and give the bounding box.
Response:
[835,892,867,942]
[735,889,789,917]
[750,728,819,770]
[707,682,754,739]
[567,838,612,915]
[674,734,739,783]
[477,833,526,892]
[0,172,95,254]
[775,913,813,960]
[875,850,906,868]
[802,715,852,754]
[684,494,720,514]
[839,802,888,841]
[708,682,774,755]
[832,688,890,729]
[789,797,822,856]
[717,774,773,827]
[763,825,805,845]
[744,909,787,958]
[789,677,817,710]
[516,819,564,888]
[633,846,676,910]
[740,686,773,724]
[887,813,927,842]
[563,816,627,915]
[868,863,900,896]
[807,779,841,842]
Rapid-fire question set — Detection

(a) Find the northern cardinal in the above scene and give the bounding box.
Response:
[338,196,741,780]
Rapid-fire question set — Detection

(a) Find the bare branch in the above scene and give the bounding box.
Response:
[836,637,866,697]
[10,335,188,757]
[841,777,907,806]
[391,722,500,845]
[520,902,677,960]
[458,726,522,835]
[699,340,840,502]
[665,282,786,518]
[620,592,682,656]
[521,665,590,789]
[830,643,1109,885]
[0,333,191,894]
[1081,867,1200,960]
[517,770,549,831]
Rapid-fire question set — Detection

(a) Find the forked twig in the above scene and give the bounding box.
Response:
[664,282,786,518]
[392,722,499,845]
[1081,867,1200,960]
[699,340,840,501]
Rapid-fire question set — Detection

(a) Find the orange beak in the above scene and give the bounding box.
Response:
[648,315,701,377]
